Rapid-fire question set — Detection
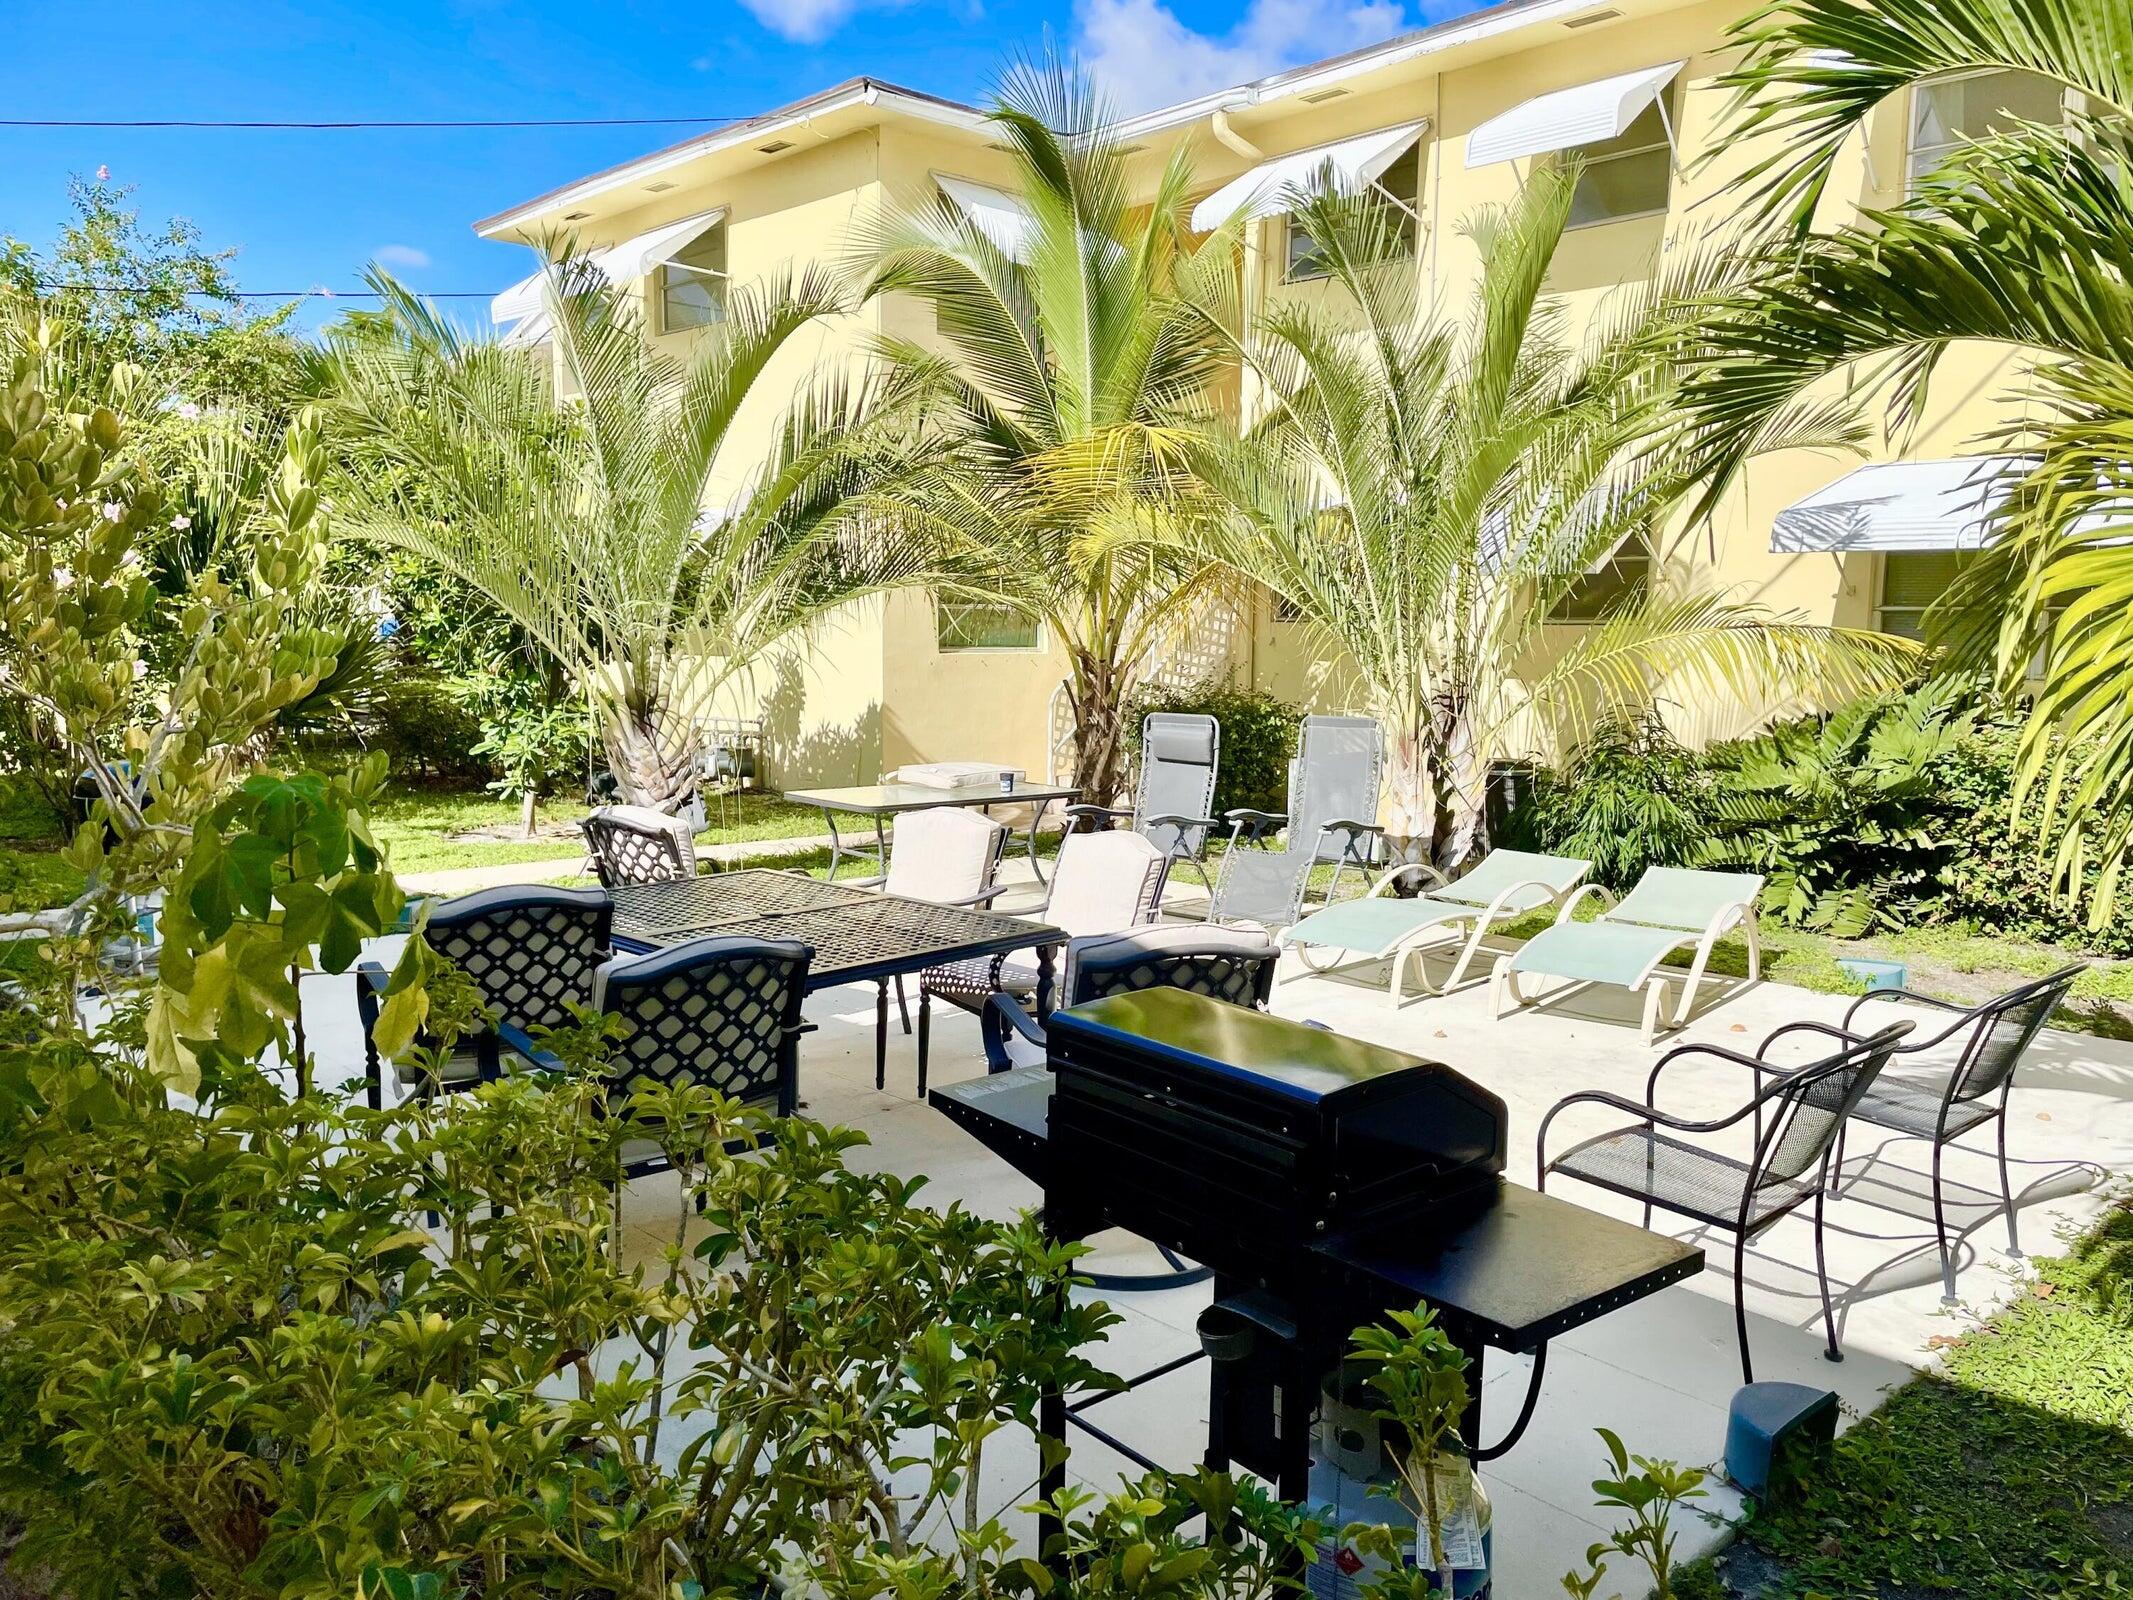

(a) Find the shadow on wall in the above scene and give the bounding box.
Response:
[755,654,882,790]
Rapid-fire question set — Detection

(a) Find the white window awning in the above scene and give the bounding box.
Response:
[1771,457,2028,552]
[490,207,727,328]
[934,175,1037,262]
[1189,120,1429,233]
[1465,61,1683,168]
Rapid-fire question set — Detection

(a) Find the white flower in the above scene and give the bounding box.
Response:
[51,565,73,589]
[132,660,149,679]
[175,402,201,421]
[170,513,191,531]
[100,502,123,523]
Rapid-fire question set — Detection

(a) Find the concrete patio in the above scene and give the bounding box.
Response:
[308,869,2133,1594]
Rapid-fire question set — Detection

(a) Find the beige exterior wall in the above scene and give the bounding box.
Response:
[480,0,2052,790]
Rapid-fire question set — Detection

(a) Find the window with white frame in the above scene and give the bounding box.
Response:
[1562,98,1674,228]
[1284,143,1421,282]
[1876,550,1969,640]
[936,598,1040,652]
[1908,69,2066,192]
[659,223,728,333]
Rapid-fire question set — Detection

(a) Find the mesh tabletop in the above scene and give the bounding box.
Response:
[612,871,1062,987]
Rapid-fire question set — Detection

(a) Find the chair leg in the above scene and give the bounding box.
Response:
[1641,977,1672,1047]
[1490,955,1519,1018]
[1931,1140,1957,1306]
[1827,1123,1848,1196]
[895,974,911,1034]
[876,981,888,1091]
[917,992,932,1101]
[1733,1229,1755,1387]
[1996,1111,2023,1260]
[1814,1180,1843,1364]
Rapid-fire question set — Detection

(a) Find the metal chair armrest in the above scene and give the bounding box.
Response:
[1537,1087,1767,1178]
[495,1020,566,1074]
[1145,811,1222,835]
[1642,1039,1784,1108]
[1840,986,1975,1029]
[1064,803,1132,829]
[1320,818,1384,839]
[1758,1018,1877,1059]
[979,991,1046,1072]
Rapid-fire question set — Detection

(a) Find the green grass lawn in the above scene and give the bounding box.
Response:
[370,784,828,875]
[1679,1195,2133,1598]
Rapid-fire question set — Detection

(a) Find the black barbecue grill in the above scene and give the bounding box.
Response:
[1046,989,1508,1280]
[930,988,1705,1515]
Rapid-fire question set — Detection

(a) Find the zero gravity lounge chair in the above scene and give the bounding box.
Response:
[1281,848,1593,999]
[1492,867,1765,1044]
[1065,713,1223,894]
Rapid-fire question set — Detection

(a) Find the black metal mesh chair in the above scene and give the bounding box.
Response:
[1831,964,2081,1304]
[978,924,1278,1072]
[498,934,813,1179]
[356,885,613,1110]
[1537,1019,1913,1384]
[583,805,697,887]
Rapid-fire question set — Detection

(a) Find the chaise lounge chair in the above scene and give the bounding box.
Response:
[1281,848,1593,1000]
[1492,866,1765,1044]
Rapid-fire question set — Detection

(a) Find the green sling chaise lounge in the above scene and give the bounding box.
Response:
[1280,848,1593,1001]
[1491,866,1765,1044]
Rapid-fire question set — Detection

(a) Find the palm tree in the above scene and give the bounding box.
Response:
[324,264,949,812]
[1683,0,2133,918]
[851,64,1236,807]
[1183,167,1913,871]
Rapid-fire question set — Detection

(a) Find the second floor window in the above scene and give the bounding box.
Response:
[1285,143,1421,281]
[1562,99,1673,228]
[1550,536,1652,622]
[659,223,728,333]
[1908,69,2067,193]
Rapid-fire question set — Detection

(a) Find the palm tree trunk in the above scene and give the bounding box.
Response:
[1431,703,1491,878]
[1067,651,1132,809]
[602,711,698,814]
[1382,727,1435,862]
[520,789,539,840]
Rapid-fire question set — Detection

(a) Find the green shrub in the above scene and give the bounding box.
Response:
[1700,682,1973,936]
[1126,681,1301,817]
[359,668,490,784]
[1500,714,1710,891]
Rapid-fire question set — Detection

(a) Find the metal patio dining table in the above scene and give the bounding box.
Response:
[781,779,1080,887]
[608,869,1066,1068]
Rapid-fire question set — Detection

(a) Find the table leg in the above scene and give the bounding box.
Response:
[819,808,846,880]
[870,814,888,884]
[1035,942,1057,1019]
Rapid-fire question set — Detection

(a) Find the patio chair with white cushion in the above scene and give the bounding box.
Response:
[875,805,1008,1091]
[356,884,612,1109]
[1492,866,1765,1044]
[1282,848,1593,999]
[582,805,697,887]
[498,933,812,1179]
[1538,1017,1913,1383]
[1223,714,1387,907]
[915,828,1167,1096]
[1064,712,1223,893]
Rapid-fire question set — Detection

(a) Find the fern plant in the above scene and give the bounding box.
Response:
[1701,682,1974,936]
[1507,713,1712,892]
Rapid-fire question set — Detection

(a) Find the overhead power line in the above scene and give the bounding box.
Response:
[2,114,746,130]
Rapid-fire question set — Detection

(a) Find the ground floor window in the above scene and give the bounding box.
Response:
[936,598,1041,652]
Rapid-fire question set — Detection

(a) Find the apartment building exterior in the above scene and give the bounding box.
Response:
[472,0,2060,787]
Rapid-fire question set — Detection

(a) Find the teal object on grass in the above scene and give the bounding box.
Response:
[1838,956,1907,992]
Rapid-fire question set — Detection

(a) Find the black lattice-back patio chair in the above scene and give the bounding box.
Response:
[1537,1018,1913,1384]
[356,885,612,1110]
[1828,964,2082,1304]
[500,934,813,1180]
[978,923,1278,1072]
[582,805,698,887]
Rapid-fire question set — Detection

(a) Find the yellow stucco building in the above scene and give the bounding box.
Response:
[473,0,2058,788]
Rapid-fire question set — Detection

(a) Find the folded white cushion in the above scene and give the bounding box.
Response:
[890,762,1016,790]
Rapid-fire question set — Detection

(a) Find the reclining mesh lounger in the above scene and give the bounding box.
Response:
[1280,849,1592,999]
[1492,866,1765,1044]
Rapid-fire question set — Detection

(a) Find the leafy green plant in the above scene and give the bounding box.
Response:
[1504,713,1711,891]
[1350,1306,1474,1596]
[1126,681,1301,818]
[458,667,589,836]
[1700,682,1973,936]
[1560,1430,1708,1600]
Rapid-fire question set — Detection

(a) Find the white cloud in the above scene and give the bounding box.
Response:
[374,243,432,270]
[1076,0,1410,115]
[737,0,868,43]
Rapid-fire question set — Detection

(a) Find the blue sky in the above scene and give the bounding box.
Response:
[5,0,1464,334]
